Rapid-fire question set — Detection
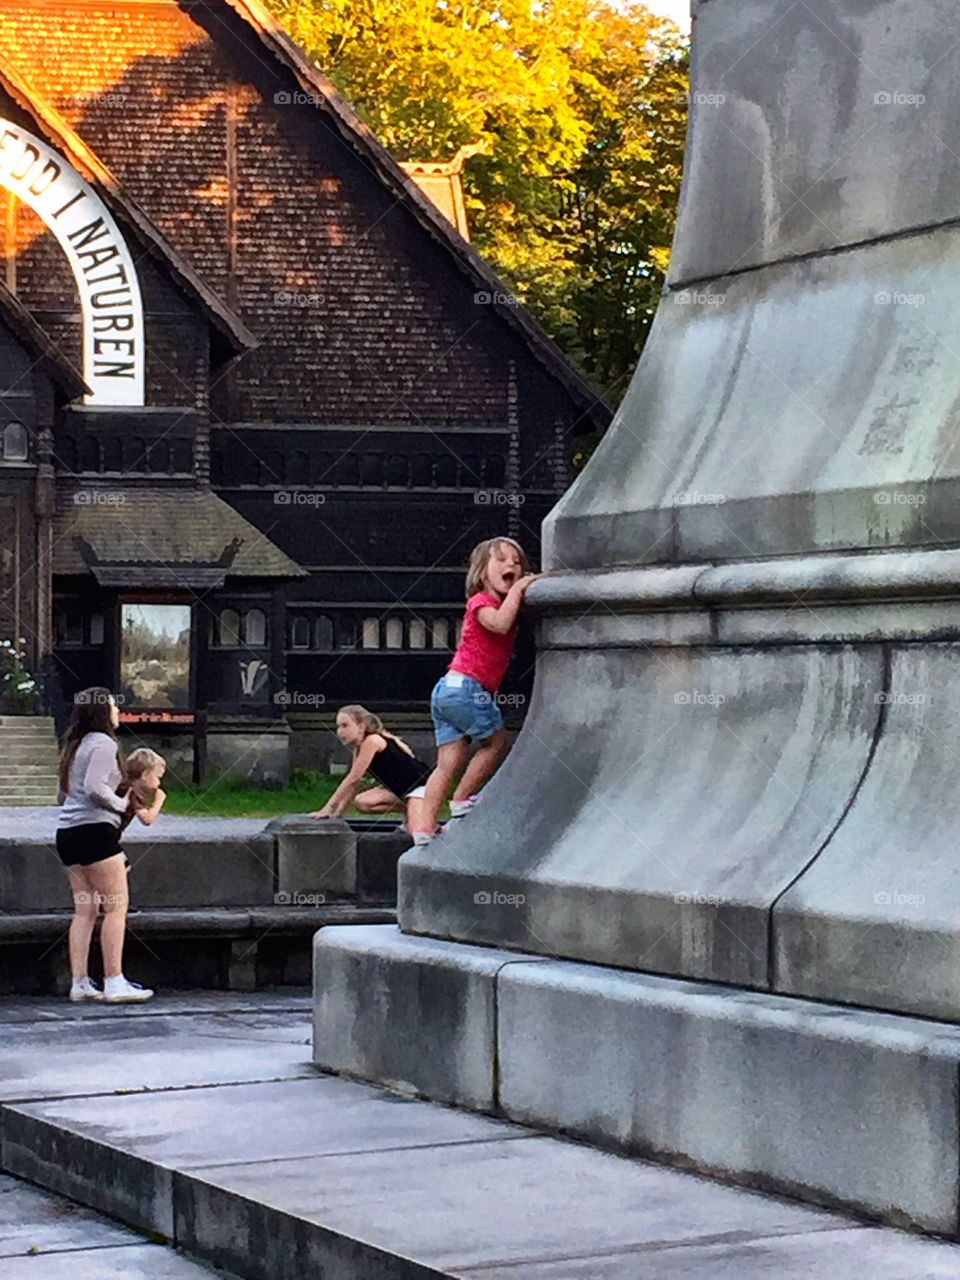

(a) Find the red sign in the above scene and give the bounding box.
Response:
[120,710,194,725]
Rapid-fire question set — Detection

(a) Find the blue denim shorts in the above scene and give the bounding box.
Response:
[430,672,504,746]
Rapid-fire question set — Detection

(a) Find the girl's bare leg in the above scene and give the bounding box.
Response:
[84,854,129,979]
[354,787,403,815]
[418,739,469,834]
[453,728,509,802]
[66,866,100,981]
[404,795,425,834]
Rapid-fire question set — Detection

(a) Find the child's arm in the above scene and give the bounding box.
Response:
[134,787,166,826]
[476,575,539,634]
[310,737,381,818]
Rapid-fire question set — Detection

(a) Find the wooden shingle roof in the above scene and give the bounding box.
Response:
[54,486,305,583]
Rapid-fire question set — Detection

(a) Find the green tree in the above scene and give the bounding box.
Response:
[269,0,688,417]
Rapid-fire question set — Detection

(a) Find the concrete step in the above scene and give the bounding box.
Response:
[314,925,960,1240]
[0,793,58,806]
[3,1020,960,1280]
[0,716,55,729]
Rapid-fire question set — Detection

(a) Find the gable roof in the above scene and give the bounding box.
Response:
[219,0,611,433]
[0,279,89,400]
[0,53,256,364]
[54,485,306,582]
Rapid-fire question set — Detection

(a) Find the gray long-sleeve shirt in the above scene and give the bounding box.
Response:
[57,732,127,829]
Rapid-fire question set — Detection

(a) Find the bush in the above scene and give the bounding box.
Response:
[0,639,40,714]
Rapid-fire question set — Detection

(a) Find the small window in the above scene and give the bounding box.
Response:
[103,437,123,472]
[434,457,456,487]
[314,452,334,485]
[244,608,267,647]
[89,612,104,646]
[431,618,449,650]
[148,440,170,473]
[314,615,334,650]
[362,454,384,487]
[3,421,28,462]
[361,617,380,649]
[458,454,481,486]
[55,608,84,647]
[125,437,146,472]
[387,454,408,487]
[173,439,193,474]
[408,618,427,649]
[411,455,432,487]
[454,617,463,645]
[339,616,358,649]
[219,608,241,646]
[486,455,506,487]
[80,436,100,472]
[336,453,359,486]
[385,618,403,650]
[290,615,310,649]
[56,437,78,472]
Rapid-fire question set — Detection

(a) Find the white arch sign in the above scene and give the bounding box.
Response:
[0,119,145,405]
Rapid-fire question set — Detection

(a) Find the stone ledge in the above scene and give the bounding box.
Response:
[313,927,960,1235]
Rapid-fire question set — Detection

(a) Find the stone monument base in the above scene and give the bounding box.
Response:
[314,924,960,1236]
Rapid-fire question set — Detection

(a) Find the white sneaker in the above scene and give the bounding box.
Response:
[412,831,436,846]
[449,795,480,819]
[103,976,154,1004]
[69,977,104,1003]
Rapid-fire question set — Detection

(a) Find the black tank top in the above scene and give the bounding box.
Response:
[368,737,431,797]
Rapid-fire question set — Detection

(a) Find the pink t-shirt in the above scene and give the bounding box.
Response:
[449,591,516,694]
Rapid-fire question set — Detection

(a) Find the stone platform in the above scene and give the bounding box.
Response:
[2,989,960,1279]
[314,924,960,1235]
[0,812,409,994]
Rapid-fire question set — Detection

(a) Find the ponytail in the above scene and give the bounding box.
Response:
[339,704,415,757]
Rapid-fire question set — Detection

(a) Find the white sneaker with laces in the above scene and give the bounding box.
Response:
[69,977,104,1003]
[103,976,154,1004]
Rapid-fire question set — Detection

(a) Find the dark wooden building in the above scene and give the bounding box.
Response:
[0,0,608,777]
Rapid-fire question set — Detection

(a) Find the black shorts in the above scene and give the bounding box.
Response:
[55,822,123,868]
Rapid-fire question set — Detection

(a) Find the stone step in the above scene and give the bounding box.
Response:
[0,716,55,729]
[313,925,960,1240]
[4,1048,960,1280]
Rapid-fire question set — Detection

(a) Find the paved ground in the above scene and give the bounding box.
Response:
[0,806,271,842]
[0,991,958,1278]
[0,1175,239,1278]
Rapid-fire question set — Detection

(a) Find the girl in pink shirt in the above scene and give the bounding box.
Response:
[413,536,537,844]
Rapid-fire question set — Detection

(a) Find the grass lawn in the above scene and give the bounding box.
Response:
[162,768,448,821]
